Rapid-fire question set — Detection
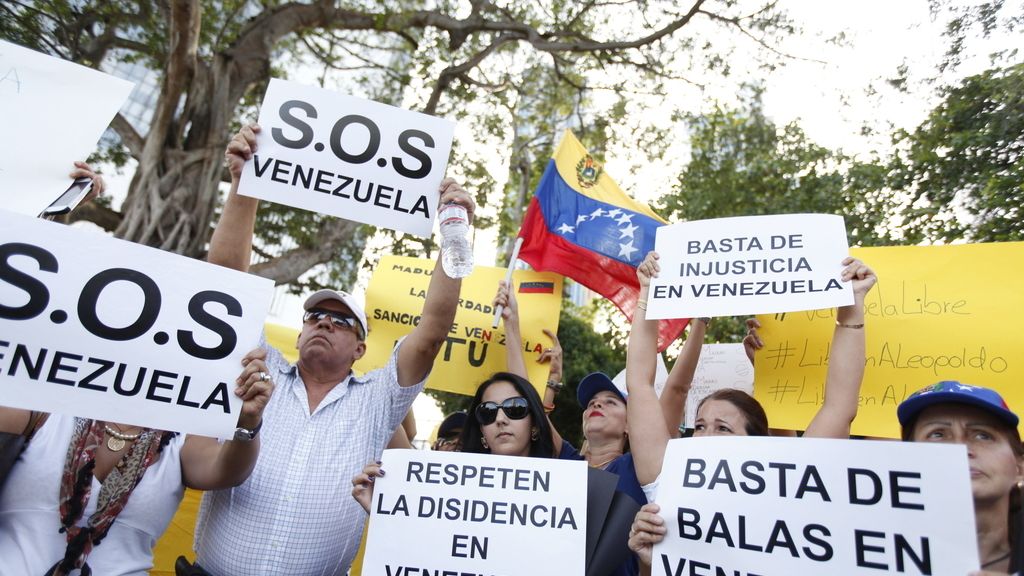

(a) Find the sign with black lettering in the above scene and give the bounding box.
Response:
[652,437,978,575]
[239,78,455,237]
[355,256,563,397]
[679,343,753,429]
[0,210,274,438]
[647,214,854,318]
[363,449,587,575]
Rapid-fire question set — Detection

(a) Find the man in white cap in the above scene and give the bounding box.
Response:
[188,124,474,576]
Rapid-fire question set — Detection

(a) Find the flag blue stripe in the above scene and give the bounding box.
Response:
[534,160,661,267]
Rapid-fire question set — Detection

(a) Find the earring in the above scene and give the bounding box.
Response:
[481,436,489,450]
[1017,479,1023,491]
[531,427,539,441]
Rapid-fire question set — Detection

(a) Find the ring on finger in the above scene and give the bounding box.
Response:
[259,371,270,382]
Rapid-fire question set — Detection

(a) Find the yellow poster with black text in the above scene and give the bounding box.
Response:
[754,243,1023,438]
[355,256,563,396]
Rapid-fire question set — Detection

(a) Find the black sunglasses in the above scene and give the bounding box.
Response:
[303,309,364,338]
[475,397,530,425]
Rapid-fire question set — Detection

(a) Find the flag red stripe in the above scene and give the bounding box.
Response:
[518,197,688,350]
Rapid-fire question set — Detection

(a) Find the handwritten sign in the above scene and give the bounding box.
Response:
[239,78,456,237]
[0,40,134,216]
[364,449,587,575]
[652,436,978,575]
[355,256,563,396]
[754,243,1024,438]
[0,210,274,439]
[682,344,753,429]
[647,214,853,319]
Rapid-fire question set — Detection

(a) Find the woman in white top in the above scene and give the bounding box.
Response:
[0,347,274,576]
[624,251,876,574]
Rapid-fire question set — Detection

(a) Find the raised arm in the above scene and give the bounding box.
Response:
[180,347,274,490]
[497,280,565,452]
[743,317,764,366]
[804,257,876,439]
[626,252,671,485]
[208,124,261,271]
[494,279,528,379]
[396,179,474,387]
[538,329,563,413]
[659,318,707,438]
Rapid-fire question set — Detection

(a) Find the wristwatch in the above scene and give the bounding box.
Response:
[233,419,263,442]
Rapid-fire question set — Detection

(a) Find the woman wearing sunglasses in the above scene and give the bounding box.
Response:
[351,372,554,513]
[458,372,555,457]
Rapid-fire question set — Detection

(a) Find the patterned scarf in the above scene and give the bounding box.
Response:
[45,418,171,576]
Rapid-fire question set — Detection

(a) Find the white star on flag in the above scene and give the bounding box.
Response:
[618,223,638,239]
[615,213,633,226]
[576,214,589,224]
[618,241,637,260]
[590,208,605,219]
[606,208,622,218]
[556,222,575,235]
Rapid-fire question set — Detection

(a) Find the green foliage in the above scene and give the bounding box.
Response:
[889,63,1024,243]
[425,305,625,448]
[659,87,896,248]
[930,0,1021,73]
[656,88,898,341]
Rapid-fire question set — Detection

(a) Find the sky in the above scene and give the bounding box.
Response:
[600,0,1014,206]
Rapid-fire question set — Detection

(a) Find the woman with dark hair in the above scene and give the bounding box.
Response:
[351,372,555,512]
[457,372,555,458]
[693,388,770,437]
[625,251,877,573]
[898,381,1024,575]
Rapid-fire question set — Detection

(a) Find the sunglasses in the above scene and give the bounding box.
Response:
[303,309,364,339]
[475,397,530,425]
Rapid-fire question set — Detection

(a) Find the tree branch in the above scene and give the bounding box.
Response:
[250,218,362,285]
[67,202,123,233]
[424,34,515,114]
[109,113,145,159]
[697,9,825,64]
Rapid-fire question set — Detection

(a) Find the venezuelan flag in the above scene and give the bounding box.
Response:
[518,130,688,351]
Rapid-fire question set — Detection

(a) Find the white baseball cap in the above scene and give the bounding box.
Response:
[303,289,368,339]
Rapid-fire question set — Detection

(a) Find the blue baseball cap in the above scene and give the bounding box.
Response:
[897,380,1019,428]
[577,372,627,407]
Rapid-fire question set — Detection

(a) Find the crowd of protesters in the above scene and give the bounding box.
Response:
[0,123,1017,576]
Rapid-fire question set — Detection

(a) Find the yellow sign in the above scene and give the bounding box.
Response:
[264,322,300,363]
[355,256,563,396]
[754,243,1024,438]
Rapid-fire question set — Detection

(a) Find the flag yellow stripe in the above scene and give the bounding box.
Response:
[551,130,667,224]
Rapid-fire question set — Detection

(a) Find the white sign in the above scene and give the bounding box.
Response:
[647,214,854,318]
[0,40,134,217]
[652,436,979,575]
[239,78,456,237]
[682,343,753,428]
[364,449,588,575]
[0,210,274,439]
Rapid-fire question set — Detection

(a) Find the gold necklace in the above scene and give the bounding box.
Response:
[103,425,141,452]
[589,454,622,469]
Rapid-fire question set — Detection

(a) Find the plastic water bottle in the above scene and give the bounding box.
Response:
[439,203,474,278]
